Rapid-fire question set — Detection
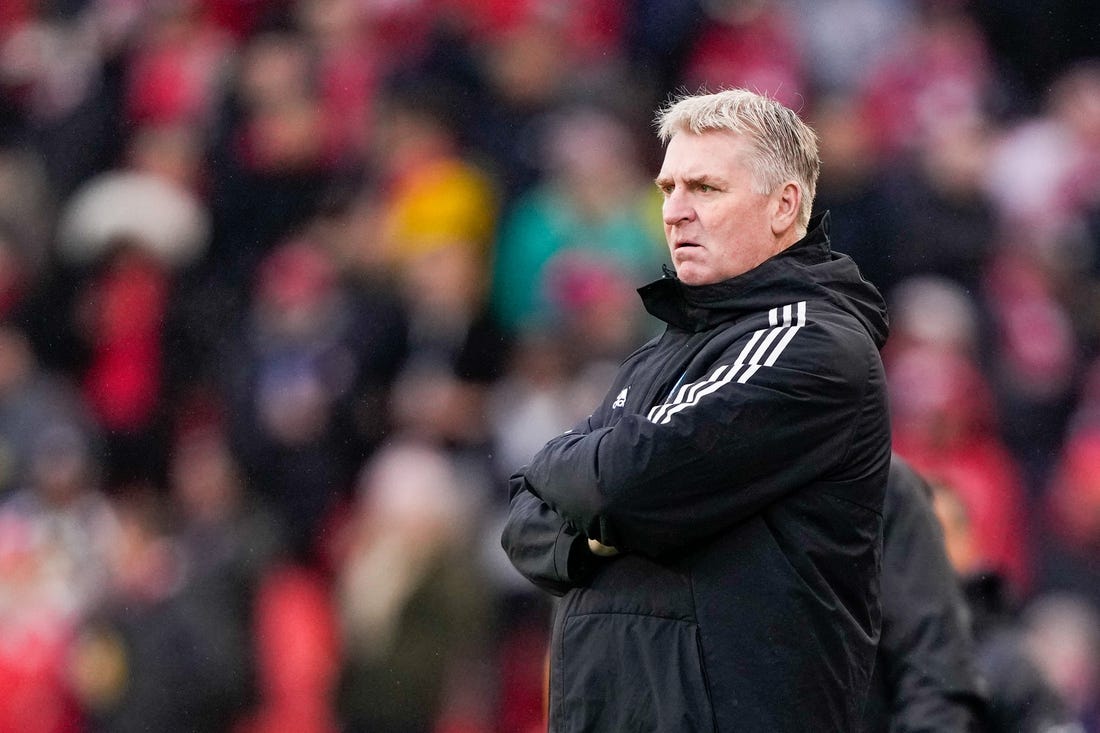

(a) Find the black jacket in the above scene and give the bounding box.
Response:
[502,214,893,732]
[965,573,1078,733]
[864,455,987,732]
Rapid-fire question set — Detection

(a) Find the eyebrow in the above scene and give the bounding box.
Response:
[654,175,724,189]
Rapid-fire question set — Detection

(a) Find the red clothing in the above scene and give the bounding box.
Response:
[894,431,1033,596]
[81,250,169,432]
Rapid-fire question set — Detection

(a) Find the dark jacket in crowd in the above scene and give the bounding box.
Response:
[863,454,987,732]
[965,573,1080,733]
[503,214,892,732]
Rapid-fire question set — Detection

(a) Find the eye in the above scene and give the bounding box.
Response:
[698,183,715,193]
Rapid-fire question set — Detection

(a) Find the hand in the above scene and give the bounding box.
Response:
[587,538,620,557]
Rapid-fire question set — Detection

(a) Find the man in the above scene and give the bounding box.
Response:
[864,455,988,732]
[501,89,891,731]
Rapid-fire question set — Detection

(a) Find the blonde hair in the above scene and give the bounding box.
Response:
[655,89,820,230]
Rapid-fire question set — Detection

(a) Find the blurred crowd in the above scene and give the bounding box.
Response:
[0,0,1098,731]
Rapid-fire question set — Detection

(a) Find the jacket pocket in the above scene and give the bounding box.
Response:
[556,612,717,732]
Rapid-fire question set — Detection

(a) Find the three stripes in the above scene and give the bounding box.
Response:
[646,301,807,425]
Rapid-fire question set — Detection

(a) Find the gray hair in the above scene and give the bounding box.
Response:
[655,89,821,230]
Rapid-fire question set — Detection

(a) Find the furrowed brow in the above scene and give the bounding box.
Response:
[686,175,722,189]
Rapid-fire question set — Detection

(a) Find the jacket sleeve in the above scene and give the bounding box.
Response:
[522,321,888,556]
[500,416,605,596]
[500,474,600,597]
[876,457,987,733]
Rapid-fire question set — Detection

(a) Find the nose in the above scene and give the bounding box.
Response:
[662,188,694,226]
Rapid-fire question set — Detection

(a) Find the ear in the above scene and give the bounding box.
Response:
[770,182,801,237]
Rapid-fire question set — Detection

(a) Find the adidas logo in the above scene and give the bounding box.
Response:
[612,388,629,409]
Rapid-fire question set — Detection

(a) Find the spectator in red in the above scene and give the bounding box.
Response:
[679,0,807,110]
[0,423,117,732]
[122,2,233,130]
[1037,365,1100,612]
[888,333,1033,595]
[237,564,341,733]
[857,3,996,161]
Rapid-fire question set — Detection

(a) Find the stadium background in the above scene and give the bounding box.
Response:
[0,0,1098,730]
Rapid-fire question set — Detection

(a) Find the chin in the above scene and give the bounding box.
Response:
[676,269,716,286]
[672,254,718,286]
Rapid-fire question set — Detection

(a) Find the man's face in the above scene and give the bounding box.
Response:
[656,129,781,286]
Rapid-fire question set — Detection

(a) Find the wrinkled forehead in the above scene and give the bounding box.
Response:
[657,129,756,179]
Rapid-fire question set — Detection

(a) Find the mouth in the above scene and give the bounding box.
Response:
[672,241,703,259]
